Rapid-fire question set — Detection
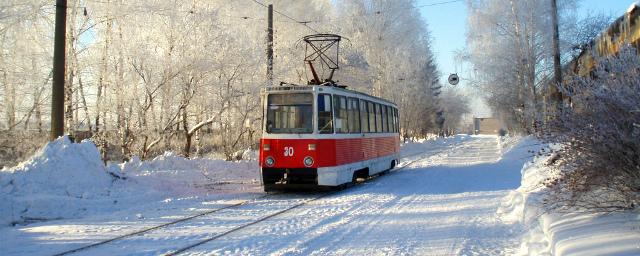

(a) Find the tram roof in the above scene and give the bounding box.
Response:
[262,83,397,107]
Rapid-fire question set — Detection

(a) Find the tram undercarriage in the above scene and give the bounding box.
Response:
[261,154,399,191]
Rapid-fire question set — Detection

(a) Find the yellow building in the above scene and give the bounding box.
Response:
[473,117,503,135]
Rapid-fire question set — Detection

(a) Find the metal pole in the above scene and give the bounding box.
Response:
[51,0,67,140]
[267,4,273,86]
[550,0,563,107]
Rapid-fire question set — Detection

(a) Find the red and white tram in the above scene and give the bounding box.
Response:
[259,83,400,191]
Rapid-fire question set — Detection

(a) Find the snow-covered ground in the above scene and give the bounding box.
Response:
[0,137,263,255]
[499,141,640,256]
[1,135,638,255]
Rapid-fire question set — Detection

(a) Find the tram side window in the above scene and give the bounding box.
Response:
[390,107,395,133]
[348,97,361,133]
[395,108,399,132]
[318,94,333,134]
[393,108,400,132]
[381,105,388,133]
[334,95,348,133]
[386,106,393,133]
[368,101,376,133]
[375,103,383,133]
[360,100,369,133]
[393,107,398,133]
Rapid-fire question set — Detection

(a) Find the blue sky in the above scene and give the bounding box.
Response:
[418,0,637,116]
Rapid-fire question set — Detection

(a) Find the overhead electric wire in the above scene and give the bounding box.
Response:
[60,0,463,31]
[240,0,463,26]
[306,0,465,24]
[249,0,320,33]
[416,0,464,8]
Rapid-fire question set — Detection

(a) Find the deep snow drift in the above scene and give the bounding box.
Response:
[0,137,115,226]
[0,137,261,227]
[498,137,640,256]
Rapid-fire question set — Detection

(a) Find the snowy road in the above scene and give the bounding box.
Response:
[2,135,531,255]
[180,136,522,256]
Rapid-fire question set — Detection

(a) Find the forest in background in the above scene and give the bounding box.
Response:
[465,0,612,133]
[0,0,470,167]
[465,0,639,210]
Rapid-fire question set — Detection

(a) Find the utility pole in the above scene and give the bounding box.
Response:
[550,0,563,108]
[267,4,273,86]
[51,0,67,140]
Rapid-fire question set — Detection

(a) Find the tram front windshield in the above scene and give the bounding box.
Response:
[266,93,313,134]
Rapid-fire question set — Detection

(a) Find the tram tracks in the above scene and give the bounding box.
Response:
[164,154,426,255]
[163,191,337,255]
[51,153,427,256]
[50,195,273,256]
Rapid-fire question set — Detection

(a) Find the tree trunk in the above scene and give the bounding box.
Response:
[115,21,129,159]
[36,103,42,132]
[95,11,112,132]
[78,75,91,131]
[35,72,51,133]
[183,133,192,158]
[65,0,79,136]
[4,70,15,130]
[194,130,201,157]
[182,107,190,158]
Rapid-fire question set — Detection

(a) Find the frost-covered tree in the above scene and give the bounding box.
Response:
[334,0,442,138]
[440,88,471,136]
[563,11,613,59]
[541,47,640,211]
[0,0,52,131]
[76,0,337,160]
[466,0,579,133]
[0,0,444,165]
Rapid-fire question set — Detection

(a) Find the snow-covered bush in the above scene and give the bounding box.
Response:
[0,131,49,169]
[541,47,640,211]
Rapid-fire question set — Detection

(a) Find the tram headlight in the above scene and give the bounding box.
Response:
[265,156,275,167]
[303,156,314,167]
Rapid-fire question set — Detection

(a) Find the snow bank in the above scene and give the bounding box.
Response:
[0,137,261,227]
[115,151,260,195]
[496,137,550,225]
[497,138,640,256]
[0,137,115,226]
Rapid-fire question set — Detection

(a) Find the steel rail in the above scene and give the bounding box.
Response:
[51,194,272,256]
[165,152,426,255]
[163,191,337,255]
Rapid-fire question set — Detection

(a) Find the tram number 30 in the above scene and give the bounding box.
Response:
[284,147,294,157]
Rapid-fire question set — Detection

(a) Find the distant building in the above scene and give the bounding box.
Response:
[541,3,640,112]
[473,117,503,135]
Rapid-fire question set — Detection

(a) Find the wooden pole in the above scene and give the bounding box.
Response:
[267,4,273,86]
[550,0,563,107]
[51,0,67,140]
